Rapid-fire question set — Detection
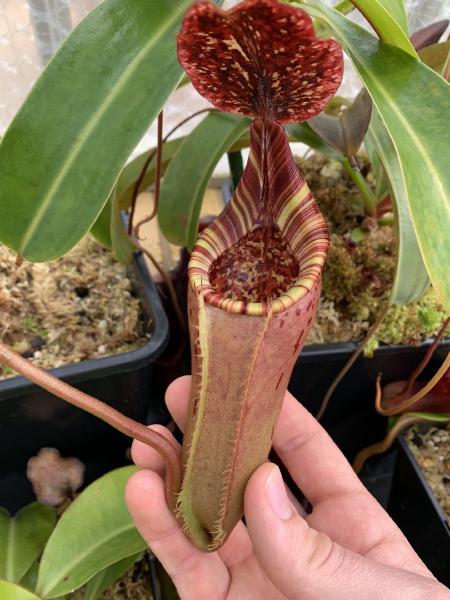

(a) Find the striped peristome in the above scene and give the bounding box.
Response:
[188,118,329,315]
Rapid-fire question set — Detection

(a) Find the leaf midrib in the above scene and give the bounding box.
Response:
[19,2,188,256]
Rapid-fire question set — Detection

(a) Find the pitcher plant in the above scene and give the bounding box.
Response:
[0,0,343,551]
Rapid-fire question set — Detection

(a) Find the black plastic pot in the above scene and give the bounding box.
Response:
[289,340,450,462]
[0,251,169,512]
[388,433,450,586]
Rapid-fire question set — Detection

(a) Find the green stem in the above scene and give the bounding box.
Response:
[227,151,244,191]
[342,158,377,217]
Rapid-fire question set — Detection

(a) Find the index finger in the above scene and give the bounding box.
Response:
[273,391,365,505]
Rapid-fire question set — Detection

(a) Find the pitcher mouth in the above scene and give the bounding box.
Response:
[188,187,328,316]
[188,118,328,316]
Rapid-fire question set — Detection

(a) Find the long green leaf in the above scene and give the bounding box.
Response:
[0,0,192,262]
[350,0,413,54]
[366,0,408,35]
[83,553,142,600]
[366,108,429,304]
[36,466,146,599]
[0,504,56,584]
[304,2,450,311]
[0,580,41,600]
[404,412,450,421]
[158,113,251,248]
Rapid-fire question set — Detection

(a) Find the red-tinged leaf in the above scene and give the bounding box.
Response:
[308,87,372,159]
[382,368,450,414]
[177,0,343,123]
[376,325,450,416]
[410,19,449,51]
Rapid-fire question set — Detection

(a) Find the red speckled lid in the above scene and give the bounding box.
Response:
[178,0,343,123]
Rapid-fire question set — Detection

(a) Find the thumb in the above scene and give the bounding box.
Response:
[244,464,429,600]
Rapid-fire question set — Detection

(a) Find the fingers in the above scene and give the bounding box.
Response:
[273,391,365,505]
[125,469,230,599]
[244,464,440,600]
[130,376,190,474]
[165,377,364,507]
[165,375,191,431]
[272,392,432,572]
[131,425,180,476]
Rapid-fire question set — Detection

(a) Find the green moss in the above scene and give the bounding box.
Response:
[371,289,450,353]
[22,316,48,339]
[298,153,449,348]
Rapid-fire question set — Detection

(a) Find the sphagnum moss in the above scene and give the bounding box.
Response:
[300,154,448,351]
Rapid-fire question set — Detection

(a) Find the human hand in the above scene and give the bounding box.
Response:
[126,376,450,599]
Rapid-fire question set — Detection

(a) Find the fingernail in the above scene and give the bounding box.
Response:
[265,466,293,520]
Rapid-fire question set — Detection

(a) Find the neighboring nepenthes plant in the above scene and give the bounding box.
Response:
[0,0,342,551]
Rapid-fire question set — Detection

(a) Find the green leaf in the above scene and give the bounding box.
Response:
[158,113,251,248]
[350,0,413,53]
[19,561,39,592]
[365,108,429,304]
[0,580,41,600]
[0,503,56,584]
[350,226,367,243]
[404,411,450,421]
[90,198,113,250]
[83,553,142,600]
[304,3,450,310]
[0,0,192,262]
[36,466,146,599]
[367,0,408,35]
[333,0,354,15]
